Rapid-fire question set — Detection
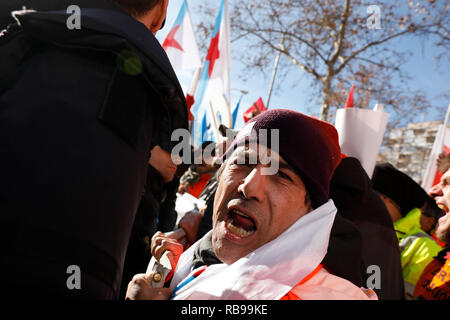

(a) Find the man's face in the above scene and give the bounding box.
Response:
[378,193,403,223]
[429,169,450,243]
[211,144,312,265]
[149,0,169,35]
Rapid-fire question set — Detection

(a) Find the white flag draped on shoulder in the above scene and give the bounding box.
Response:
[169,200,337,300]
[334,104,389,178]
[162,0,201,72]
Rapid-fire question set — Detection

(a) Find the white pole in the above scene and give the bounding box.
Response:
[209,102,222,142]
[225,0,231,110]
[266,34,285,109]
[187,66,202,97]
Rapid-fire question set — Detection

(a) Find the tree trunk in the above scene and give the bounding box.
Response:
[320,78,332,121]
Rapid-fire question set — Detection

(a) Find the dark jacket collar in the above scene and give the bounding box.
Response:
[146,165,167,197]
[15,8,179,85]
[12,6,188,145]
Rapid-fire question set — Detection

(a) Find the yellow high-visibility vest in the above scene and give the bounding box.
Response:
[394,208,442,298]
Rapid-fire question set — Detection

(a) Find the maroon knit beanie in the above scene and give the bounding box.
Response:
[224,109,341,208]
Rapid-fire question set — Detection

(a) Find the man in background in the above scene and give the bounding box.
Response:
[413,153,450,300]
[372,163,444,298]
[329,157,405,299]
[126,109,377,300]
[0,0,188,299]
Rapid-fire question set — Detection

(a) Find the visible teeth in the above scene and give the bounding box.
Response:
[227,218,255,237]
[438,204,448,211]
[234,210,250,218]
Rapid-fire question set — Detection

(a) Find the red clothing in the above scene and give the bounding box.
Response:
[432,234,447,248]
[188,173,211,198]
[412,247,450,300]
[281,264,377,300]
[281,265,324,300]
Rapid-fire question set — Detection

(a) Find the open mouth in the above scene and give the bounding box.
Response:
[226,209,257,238]
[438,212,449,228]
[438,203,449,213]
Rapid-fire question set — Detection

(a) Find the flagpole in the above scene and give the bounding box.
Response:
[188,67,202,97]
[232,94,243,129]
[266,34,285,109]
[225,0,231,110]
[209,102,222,142]
[225,0,232,128]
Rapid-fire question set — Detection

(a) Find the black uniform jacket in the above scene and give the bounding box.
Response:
[328,157,405,300]
[0,1,187,299]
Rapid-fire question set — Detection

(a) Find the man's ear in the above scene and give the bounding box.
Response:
[150,0,169,34]
[420,214,436,232]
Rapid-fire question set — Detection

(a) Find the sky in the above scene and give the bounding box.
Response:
[157,0,449,130]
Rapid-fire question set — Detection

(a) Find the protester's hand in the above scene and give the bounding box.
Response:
[125,273,172,300]
[151,232,184,270]
[178,183,189,195]
[198,202,208,215]
[178,211,204,246]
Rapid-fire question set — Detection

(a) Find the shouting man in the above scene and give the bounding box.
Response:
[412,154,450,300]
[126,109,377,300]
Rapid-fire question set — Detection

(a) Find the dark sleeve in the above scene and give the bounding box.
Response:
[196,193,215,241]
[0,25,34,94]
[322,214,365,288]
[157,180,179,233]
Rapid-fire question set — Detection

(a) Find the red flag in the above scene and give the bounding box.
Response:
[186,94,195,121]
[345,84,355,109]
[162,25,184,52]
[243,98,267,123]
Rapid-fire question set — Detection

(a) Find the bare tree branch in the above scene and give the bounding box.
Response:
[328,0,351,72]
